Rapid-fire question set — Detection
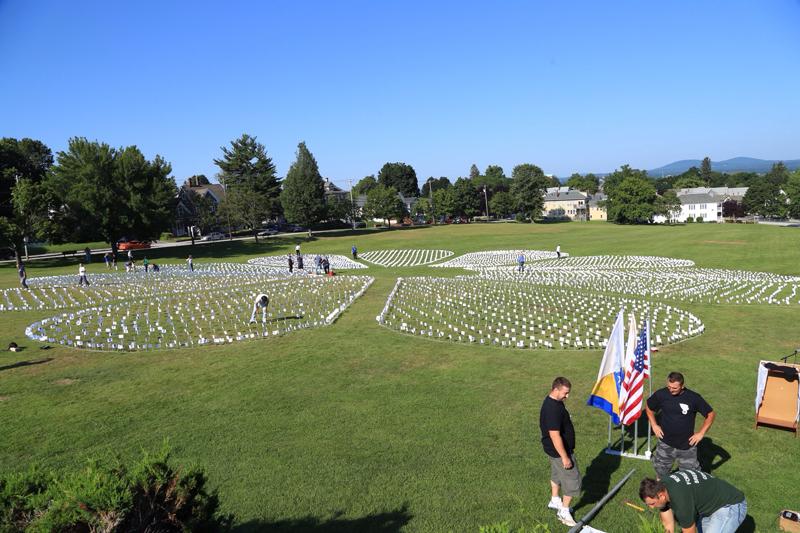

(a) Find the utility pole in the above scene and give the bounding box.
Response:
[483,186,489,221]
[428,178,435,225]
[348,179,356,230]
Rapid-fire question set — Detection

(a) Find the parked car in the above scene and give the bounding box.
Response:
[257,228,279,236]
[200,232,226,241]
[117,240,151,251]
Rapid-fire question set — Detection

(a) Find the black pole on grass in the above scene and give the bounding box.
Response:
[567,468,636,533]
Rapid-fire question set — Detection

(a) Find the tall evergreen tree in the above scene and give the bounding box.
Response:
[700,157,713,183]
[510,164,548,220]
[280,142,326,235]
[469,164,480,180]
[214,134,280,242]
[377,162,419,197]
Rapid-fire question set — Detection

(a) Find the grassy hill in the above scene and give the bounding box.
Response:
[1,222,799,532]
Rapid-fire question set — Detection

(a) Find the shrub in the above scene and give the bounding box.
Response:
[0,445,230,532]
[685,216,694,223]
[696,216,704,223]
[160,232,175,240]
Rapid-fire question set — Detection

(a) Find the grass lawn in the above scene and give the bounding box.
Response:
[1,222,799,532]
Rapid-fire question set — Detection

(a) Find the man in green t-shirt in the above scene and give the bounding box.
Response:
[639,470,746,533]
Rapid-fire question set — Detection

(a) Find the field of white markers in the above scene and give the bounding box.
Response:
[0,263,290,312]
[25,275,373,351]
[247,254,367,270]
[377,277,703,349]
[431,249,567,268]
[466,255,800,305]
[358,249,453,267]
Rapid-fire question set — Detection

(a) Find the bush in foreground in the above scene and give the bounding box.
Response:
[0,445,230,532]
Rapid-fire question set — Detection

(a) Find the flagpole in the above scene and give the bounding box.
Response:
[646,313,652,457]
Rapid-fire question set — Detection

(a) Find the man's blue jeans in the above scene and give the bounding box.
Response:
[699,500,747,533]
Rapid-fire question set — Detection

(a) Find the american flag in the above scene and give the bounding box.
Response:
[618,320,650,425]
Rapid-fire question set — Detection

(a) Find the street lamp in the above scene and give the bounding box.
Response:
[483,186,489,221]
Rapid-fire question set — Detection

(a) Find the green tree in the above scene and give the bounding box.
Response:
[602,164,650,197]
[607,176,657,223]
[673,175,707,189]
[469,164,480,180]
[566,173,599,195]
[191,193,218,234]
[214,134,280,242]
[47,138,176,254]
[364,185,405,227]
[432,187,456,219]
[489,191,514,218]
[352,175,378,196]
[785,170,800,218]
[510,164,548,220]
[280,142,327,235]
[451,178,481,217]
[485,165,505,181]
[378,162,419,197]
[743,179,786,218]
[421,177,451,197]
[0,138,54,264]
[654,190,682,223]
[326,195,360,226]
[765,161,790,186]
[700,157,713,183]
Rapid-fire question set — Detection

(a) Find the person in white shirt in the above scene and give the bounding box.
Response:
[249,294,270,324]
[78,263,90,286]
[556,244,561,259]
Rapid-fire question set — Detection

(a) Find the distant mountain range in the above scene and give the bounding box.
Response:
[647,157,800,177]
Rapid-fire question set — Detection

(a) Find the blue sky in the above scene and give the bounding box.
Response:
[2,1,799,188]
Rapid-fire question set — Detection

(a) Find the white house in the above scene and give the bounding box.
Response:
[653,187,748,223]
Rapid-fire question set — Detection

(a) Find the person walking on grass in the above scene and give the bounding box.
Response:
[112,254,118,271]
[249,293,269,325]
[645,372,715,480]
[288,254,294,273]
[517,253,525,273]
[143,256,150,273]
[78,263,90,286]
[556,244,561,259]
[351,244,357,259]
[640,471,746,533]
[186,254,194,272]
[539,376,580,527]
[18,262,29,289]
[104,252,111,269]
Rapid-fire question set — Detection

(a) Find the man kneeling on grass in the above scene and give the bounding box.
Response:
[640,470,746,533]
[249,294,269,325]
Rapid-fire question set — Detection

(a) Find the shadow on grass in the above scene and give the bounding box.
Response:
[573,446,622,513]
[0,358,54,372]
[231,506,412,533]
[697,437,731,473]
[739,515,756,532]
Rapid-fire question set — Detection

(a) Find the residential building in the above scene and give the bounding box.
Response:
[653,187,748,223]
[174,180,227,236]
[587,193,607,221]
[543,187,588,221]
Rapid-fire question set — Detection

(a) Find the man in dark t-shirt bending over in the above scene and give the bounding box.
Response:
[539,376,581,527]
[645,372,715,479]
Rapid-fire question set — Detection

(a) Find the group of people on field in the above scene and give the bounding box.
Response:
[541,373,745,532]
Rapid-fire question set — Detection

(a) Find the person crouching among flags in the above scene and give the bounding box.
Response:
[249,294,270,325]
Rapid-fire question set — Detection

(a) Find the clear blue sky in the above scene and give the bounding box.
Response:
[2,1,799,188]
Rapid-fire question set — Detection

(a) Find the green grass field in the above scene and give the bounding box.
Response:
[2,222,799,532]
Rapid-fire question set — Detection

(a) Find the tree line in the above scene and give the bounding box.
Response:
[601,158,800,223]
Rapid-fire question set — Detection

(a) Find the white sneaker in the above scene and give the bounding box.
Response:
[557,507,577,527]
[249,320,256,324]
[547,498,562,510]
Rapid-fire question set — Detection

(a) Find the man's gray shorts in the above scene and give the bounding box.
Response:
[652,440,699,479]
[548,454,582,498]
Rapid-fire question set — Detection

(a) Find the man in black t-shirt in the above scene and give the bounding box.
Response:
[645,372,715,479]
[539,376,580,527]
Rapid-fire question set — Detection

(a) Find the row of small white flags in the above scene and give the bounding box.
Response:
[587,309,652,459]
